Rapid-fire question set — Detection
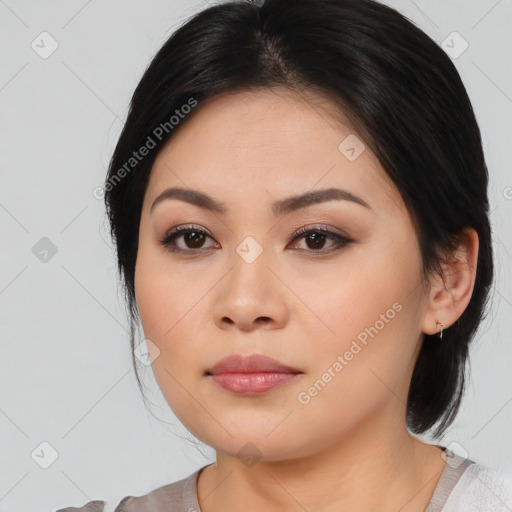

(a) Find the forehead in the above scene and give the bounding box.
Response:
[145,87,404,216]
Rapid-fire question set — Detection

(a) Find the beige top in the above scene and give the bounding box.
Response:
[55,448,477,511]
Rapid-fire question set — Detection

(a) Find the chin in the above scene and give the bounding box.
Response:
[191,420,317,463]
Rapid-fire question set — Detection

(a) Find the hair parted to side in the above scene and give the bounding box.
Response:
[104,0,493,438]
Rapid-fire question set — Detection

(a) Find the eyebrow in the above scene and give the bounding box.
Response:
[150,186,372,216]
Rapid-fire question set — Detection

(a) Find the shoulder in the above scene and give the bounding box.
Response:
[113,467,202,512]
[444,461,512,511]
[55,466,204,512]
[55,500,106,512]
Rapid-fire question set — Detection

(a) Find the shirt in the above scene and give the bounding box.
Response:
[55,446,512,511]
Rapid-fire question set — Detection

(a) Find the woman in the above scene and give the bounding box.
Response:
[58,0,511,510]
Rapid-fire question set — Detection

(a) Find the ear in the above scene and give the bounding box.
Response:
[421,227,479,336]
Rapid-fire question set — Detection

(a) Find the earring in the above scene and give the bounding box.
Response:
[435,319,444,339]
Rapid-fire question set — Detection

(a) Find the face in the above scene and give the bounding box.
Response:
[134,87,431,462]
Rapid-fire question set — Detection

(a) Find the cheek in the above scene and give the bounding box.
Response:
[289,259,404,348]
[134,263,167,340]
[295,241,423,387]
[293,287,418,435]
[135,247,196,341]
[134,252,207,384]
[135,262,203,419]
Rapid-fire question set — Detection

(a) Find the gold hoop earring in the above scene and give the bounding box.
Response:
[435,319,444,339]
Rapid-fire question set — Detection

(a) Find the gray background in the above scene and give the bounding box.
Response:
[1,0,511,510]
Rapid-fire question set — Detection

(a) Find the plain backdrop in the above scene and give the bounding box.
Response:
[0,0,511,510]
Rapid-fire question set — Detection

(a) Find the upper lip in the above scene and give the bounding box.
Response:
[207,354,302,375]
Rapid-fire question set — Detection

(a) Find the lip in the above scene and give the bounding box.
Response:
[206,354,303,395]
[207,353,302,375]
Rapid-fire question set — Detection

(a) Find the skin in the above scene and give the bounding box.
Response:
[134,87,479,512]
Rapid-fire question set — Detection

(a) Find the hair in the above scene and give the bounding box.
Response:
[103,0,493,439]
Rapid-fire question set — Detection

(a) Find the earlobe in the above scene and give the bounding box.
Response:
[421,227,479,337]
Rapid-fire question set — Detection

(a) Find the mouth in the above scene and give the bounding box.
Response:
[207,372,301,394]
[205,353,303,395]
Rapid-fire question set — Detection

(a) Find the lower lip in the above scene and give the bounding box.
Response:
[210,372,300,394]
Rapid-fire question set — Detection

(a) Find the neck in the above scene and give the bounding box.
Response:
[197,409,446,512]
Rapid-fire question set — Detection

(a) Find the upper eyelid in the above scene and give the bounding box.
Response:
[163,223,346,239]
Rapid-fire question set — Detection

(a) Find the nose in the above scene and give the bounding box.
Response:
[211,250,291,332]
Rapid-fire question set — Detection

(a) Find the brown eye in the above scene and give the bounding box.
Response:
[181,230,207,249]
[303,232,329,250]
[159,225,218,253]
[289,226,352,254]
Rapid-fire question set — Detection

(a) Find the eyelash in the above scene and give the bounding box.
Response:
[158,224,353,256]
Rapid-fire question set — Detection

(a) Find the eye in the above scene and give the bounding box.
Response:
[159,224,217,253]
[158,224,353,255]
[288,225,353,254]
